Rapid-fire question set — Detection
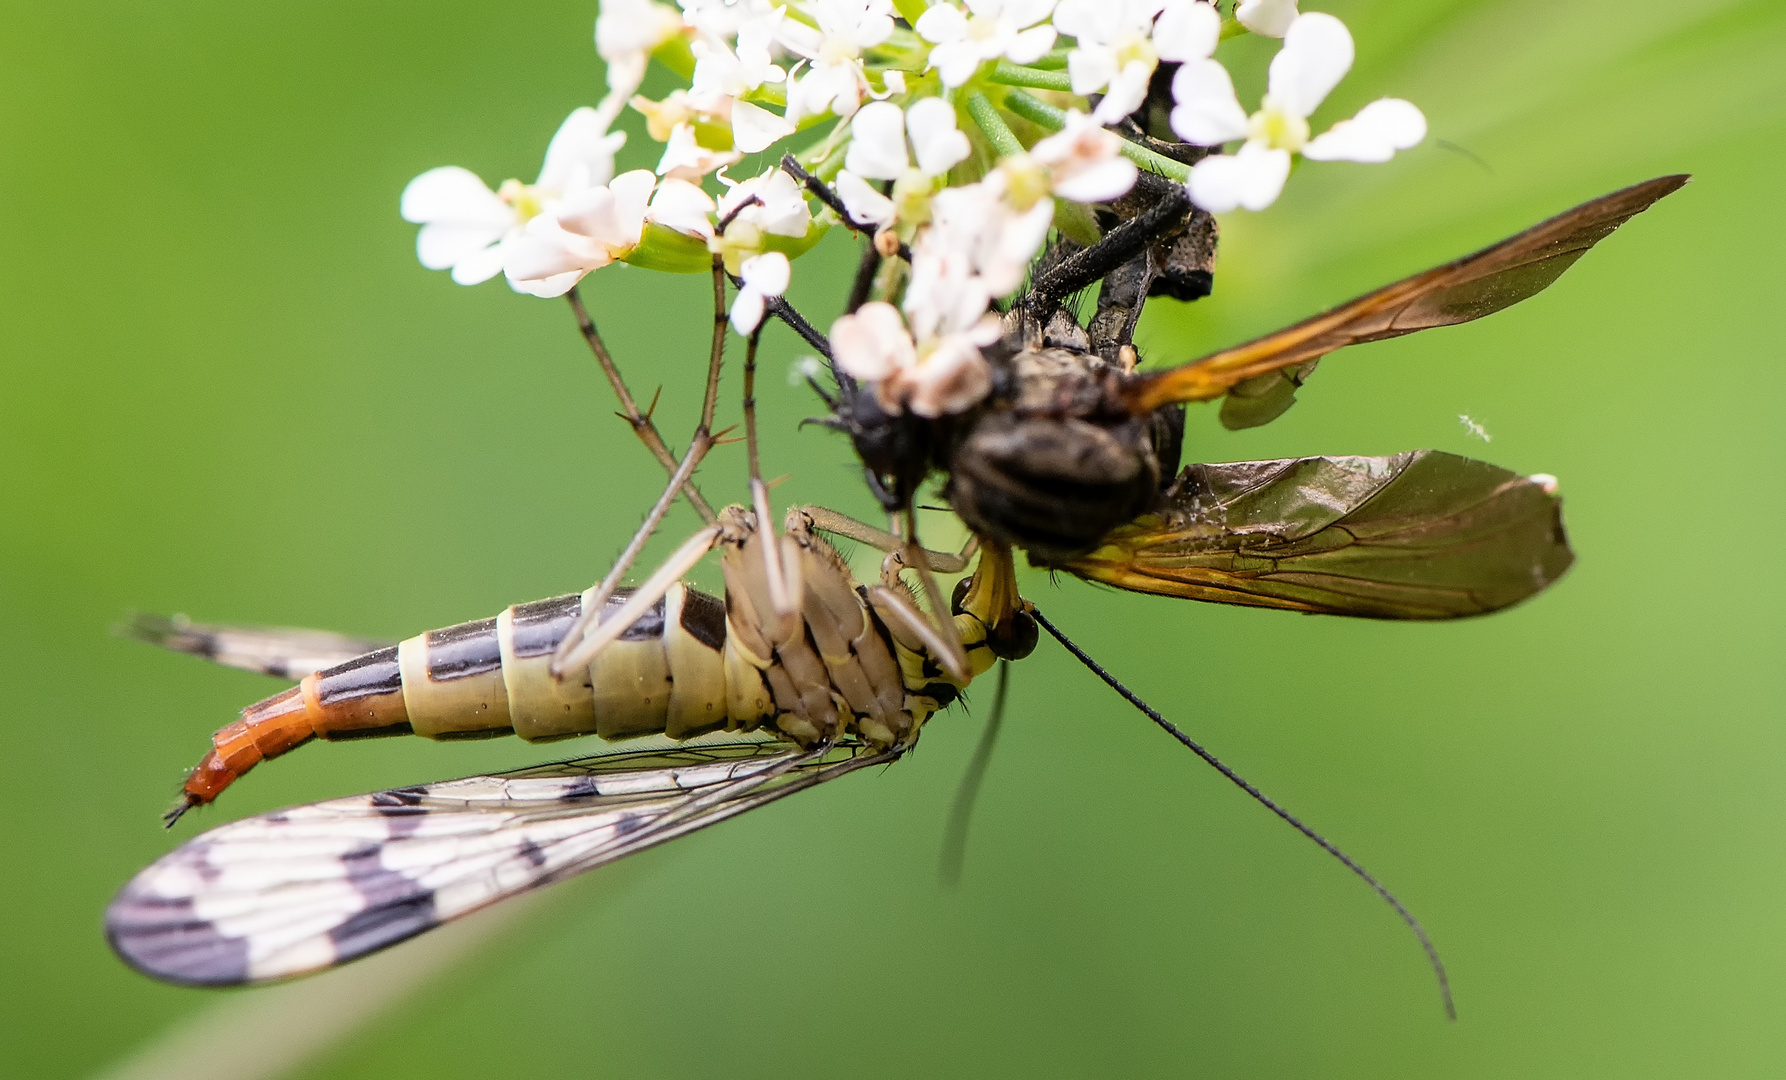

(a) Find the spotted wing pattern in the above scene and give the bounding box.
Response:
[107,740,893,986]
[1121,175,1689,424]
[1065,451,1573,619]
[120,613,394,680]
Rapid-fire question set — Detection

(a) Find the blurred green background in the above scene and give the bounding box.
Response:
[3,0,1783,1076]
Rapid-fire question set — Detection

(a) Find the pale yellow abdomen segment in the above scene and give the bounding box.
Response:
[396,586,754,744]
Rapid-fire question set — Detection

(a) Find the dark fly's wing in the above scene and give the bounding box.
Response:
[107,740,892,986]
[121,613,394,680]
[1064,451,1572,619]
[1120,175,1689,424]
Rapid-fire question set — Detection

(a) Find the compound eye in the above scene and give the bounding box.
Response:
[987,609,1038,661]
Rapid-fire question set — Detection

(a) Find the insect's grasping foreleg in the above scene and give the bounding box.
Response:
[889,505,971,683]
[554,523,724,674]
[1023,176,1190,321]
[1031,607,1458,1022]
[742,322,799,624]
[799,505,978,574]
[552,259,734,673]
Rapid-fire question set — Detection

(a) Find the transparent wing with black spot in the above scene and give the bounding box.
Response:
[107,740,892,986]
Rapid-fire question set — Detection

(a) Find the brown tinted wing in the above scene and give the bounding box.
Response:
[1123,175,1688,417]
[1064,451,1573,619]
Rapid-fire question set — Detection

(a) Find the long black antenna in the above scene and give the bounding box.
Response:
[1031,607,1456,1021]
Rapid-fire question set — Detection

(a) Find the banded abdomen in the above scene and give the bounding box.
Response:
[172,506,1002,820]
[177,584,763,811]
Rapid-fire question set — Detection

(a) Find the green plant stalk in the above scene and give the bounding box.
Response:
[987,62,1073,92]
[1001,90,1193,182]
[966,92,1025,158]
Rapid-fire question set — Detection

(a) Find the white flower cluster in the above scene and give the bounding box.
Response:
[401,0,1425,415]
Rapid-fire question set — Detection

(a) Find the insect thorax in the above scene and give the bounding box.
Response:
[942,346,1184,566]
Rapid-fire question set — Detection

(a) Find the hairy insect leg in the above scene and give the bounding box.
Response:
[1023,175,1192,321]
[891,506,970,681]
[939,658,1010,887]
[566,286,717,525]
[554,523,725,675]
[797,505,978,573]
[741,323,799,622]
[553,260,736,670]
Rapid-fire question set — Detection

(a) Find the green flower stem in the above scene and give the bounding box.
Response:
[966,92,1025,158]
[1030,47,1071,70]
[1001,90,1193,182]
[987,62,1073,92]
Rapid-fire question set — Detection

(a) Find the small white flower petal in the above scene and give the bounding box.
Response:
[835,171,898,228]
[1153,0,1221,62]
[1067,46,1120,96]
[442,234,511,284]
[1267,12,1353,119]
[740,251,791,296]
[537,107,627,193]
[1186,142,1290,212]
[505,223,605,284]
[607,170,658,244]
[1006,24,1058,64]
[731,100,798,154]
[1049,0,1099,41]
[1006,0,1058,29]
[930,40,985,87]
[882,70,907,95]
[1169,59,1251,144]
[1235,0,1296,37]
[656,124,742,181]
[845,100,911,180]
[1051,157,1138,203]
[730,290,768,333]
[915,3,968,43]
[1091,59,1153,124]
[907,98,971,177]
[646,178,716,238]
[900,335,993,417]
[400,167,511,227]
[831,301,916,382]
[1302,97,1426,162]
[417,223,507,273]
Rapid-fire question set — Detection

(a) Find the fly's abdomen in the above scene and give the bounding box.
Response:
[177,584,758,815]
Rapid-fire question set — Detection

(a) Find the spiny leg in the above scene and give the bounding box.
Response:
[554,523,724,674]
[939,658,1010,887]
[892,505,970,682]
[551,259,734,672]
[565,286,717,525]
[798,505,977,574]
[1022,175,1191,323]
[742,322,798,622]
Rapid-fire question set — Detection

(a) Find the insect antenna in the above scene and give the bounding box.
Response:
[1030,607,1457,1022]
[939,659,1011,887]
